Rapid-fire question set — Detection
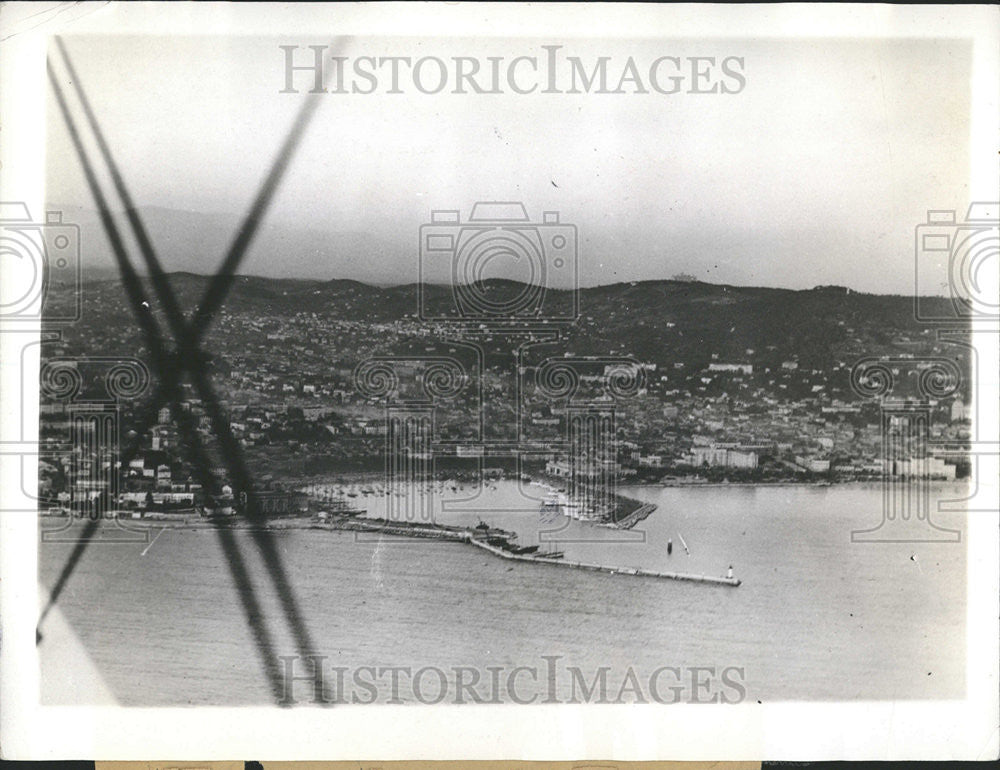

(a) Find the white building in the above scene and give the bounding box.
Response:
[688,447,759,469]
[893,457,957,480]
[708,363,753,375]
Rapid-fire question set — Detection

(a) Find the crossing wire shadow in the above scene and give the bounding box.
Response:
[38,36,345,704]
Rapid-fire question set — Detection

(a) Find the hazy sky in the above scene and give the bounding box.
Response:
[46,35,971,293]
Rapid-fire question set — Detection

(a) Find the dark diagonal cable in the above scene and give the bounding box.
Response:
[55,38,329,698]
[112,80,325,456]
[42,59,289,702]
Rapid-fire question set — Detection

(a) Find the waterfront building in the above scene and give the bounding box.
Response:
[794,456,831,473]
[688,446,759,469]
[892,457,957,480]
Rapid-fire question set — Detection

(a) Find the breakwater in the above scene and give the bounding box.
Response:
[464,533,741,586]
[308,516,740,586]
[610,502,657,530]
[106,512,740,586]
[311,517,469,541]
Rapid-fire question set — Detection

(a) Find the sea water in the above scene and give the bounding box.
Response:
[38,481,967,705]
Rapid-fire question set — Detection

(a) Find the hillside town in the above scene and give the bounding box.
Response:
[37,275,972,518]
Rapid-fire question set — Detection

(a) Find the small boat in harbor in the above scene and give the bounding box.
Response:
[473,520,517,540]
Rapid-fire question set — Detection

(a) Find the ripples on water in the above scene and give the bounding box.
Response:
[38,482,967,705]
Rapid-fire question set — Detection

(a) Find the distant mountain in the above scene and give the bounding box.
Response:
[71,271,963,377]
[52,204,403,285]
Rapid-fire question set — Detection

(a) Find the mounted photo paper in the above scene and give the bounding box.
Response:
[0,2,997,761]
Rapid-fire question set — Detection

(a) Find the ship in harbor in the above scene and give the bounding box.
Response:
[471,521,564,559]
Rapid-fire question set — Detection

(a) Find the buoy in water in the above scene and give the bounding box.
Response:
[667,539,673,555]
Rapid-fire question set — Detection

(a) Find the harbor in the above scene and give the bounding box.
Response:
[278,479,740,585]
[50,479,743,586]
[39,482,967,706]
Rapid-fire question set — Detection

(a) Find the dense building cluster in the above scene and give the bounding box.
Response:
[37,276,972,517]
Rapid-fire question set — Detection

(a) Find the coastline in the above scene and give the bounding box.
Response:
[292,471,960,489]
[633,478,969,490]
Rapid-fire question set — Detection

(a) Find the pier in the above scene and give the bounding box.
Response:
[310,517,469,541]
[464,533,741,587]
[309,516,741,586]
[156,513,741,587]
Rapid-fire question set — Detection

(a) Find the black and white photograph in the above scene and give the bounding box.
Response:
[0,2,997,761]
